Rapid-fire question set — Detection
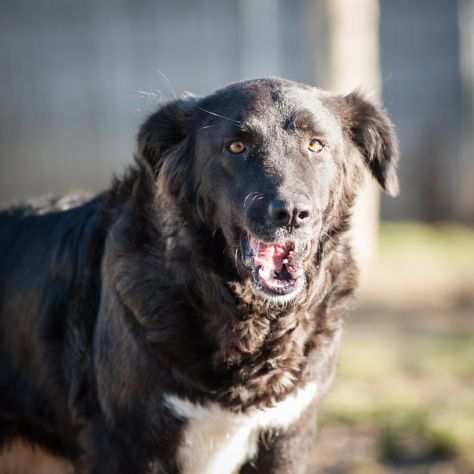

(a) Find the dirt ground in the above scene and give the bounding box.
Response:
[309,223,474,474]
[310,306,474,474]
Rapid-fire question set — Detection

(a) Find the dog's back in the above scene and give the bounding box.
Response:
[0,195,103,457]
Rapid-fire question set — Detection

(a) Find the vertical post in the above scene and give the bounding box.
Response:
[315,0,383,277]
[458,0,474,222]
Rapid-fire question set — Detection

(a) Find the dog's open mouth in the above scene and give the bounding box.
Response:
[244,236,309,301]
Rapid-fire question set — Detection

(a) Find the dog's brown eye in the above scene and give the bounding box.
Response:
[308,138,325,153]
[226,141,246,155]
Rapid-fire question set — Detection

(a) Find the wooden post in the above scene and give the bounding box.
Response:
[459,0,474,222]
[312,0,383,278]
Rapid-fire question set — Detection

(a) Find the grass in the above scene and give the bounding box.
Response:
[323,333,474,467]
[359,222,474,312]
[378,222,474,260]
[316,222,474,473]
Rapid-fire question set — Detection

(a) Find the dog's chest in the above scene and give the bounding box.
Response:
[165,383,317,474]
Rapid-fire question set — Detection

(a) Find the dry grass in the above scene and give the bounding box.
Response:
[312,222,474,474]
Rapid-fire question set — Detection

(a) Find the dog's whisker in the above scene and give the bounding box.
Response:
[197,106,241,126]
[136,89,163,99]
[243,192,263,210]
[155,69,178,99]
[198,124,217,131]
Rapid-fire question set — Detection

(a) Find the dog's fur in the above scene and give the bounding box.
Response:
[0,78,398,474]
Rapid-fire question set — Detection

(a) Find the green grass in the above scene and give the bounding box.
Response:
[377,222,474,287]
[322,332,474,468]
[319,222,474,470]
[378,222,474,262]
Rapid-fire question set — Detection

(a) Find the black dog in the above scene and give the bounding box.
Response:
[0,78,399,474]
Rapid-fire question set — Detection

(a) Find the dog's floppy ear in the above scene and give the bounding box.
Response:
[343,92,399,196]
[136,95,198,170]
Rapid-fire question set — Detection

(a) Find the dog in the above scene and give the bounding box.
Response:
[0,78,399,474]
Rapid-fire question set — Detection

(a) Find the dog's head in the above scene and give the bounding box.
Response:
[137,79,399,304]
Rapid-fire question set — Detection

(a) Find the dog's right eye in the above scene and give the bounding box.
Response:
[308,138,325,154]
[226,141,246,155]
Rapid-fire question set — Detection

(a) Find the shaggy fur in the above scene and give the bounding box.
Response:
[0,78,399,474]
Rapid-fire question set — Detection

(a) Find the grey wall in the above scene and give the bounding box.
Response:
[0,0,468,221]
[0,0,313,203]
[379,0,464,220]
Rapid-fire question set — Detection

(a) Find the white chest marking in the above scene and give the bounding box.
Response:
[165,383,317,474]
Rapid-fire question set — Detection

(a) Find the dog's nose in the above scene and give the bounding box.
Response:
[269,200,292,226]
[269,199,312,228]
[294,204,311,227]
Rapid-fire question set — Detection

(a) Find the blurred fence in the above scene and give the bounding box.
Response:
[0,0,472,222]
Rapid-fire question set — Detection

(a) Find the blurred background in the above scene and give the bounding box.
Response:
[0,0,473,473]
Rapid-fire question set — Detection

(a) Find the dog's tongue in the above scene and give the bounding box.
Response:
[249,237,306,290]
[251,239,292,272]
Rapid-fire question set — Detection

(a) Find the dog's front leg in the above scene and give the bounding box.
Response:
[239,402,318,474]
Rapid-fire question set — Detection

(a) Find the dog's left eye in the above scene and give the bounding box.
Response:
[226,141,247,155]
[308,138,325,153]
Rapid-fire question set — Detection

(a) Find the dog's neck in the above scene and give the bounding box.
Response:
[153,200,348,409]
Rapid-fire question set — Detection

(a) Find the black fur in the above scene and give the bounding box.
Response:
[0,78,399,473]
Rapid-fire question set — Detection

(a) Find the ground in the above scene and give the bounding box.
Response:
[311,223,474,474]
[1,223,473,474]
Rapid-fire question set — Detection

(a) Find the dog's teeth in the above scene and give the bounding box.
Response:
[258,266,271,281]
[282,258,288,264]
